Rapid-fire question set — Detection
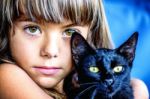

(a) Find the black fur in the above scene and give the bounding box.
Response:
[64,32,138,99]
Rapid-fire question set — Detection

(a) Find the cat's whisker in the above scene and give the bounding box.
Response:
[91,88,98,99]
[75,84,97,99]
[79,82,99,86]
[122,82,130,87]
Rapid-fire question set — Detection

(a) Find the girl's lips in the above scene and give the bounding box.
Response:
[33,66,61,75]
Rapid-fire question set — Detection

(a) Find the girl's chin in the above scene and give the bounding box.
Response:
[37,77,60,88]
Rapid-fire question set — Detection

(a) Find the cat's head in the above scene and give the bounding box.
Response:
[71,32,138,95]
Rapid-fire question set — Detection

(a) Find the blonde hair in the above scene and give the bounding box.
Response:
[0,0,114,98]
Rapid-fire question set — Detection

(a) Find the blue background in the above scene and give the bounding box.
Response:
[104,0,150,94]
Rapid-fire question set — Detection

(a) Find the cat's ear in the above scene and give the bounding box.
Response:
[117,32,138,65]
[71,33,95,64]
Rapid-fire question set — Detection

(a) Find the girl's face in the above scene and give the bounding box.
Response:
[9,17,89,91]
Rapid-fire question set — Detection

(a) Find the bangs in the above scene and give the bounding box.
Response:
[16,0,99,24]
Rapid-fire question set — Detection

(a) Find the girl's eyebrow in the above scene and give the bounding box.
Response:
[15,15,37,22]
[62,23,82,28]
[63,23,76,28]
[16,17,47,25]
[18,18,32,22]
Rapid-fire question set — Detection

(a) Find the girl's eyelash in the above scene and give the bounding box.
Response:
[24,25,41,31]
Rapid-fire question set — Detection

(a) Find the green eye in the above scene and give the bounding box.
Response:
[66,30,74,36]
[89,66,99,73]
[29,27,37,32]
[24,26,41,35]
[63,29,78,37]
[113,66,123,73]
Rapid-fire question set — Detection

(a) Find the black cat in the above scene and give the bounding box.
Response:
[64,32,138,99]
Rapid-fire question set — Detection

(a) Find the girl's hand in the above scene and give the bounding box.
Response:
[131,78,149,99]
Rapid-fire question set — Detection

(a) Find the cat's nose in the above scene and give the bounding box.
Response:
[105,79,114,86]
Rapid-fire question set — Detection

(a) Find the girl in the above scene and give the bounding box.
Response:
[0,0,149,99]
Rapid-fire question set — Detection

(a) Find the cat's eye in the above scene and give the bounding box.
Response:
[113,66,123,73]
[62,29,79,37]
[89,66,99,73]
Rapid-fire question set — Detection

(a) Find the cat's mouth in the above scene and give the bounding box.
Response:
[97,84,115,95]
[101,83,114,93]
[100,84,115,95]
[97,86,115,98]
[105,85,120,97]
[106,86,114,93]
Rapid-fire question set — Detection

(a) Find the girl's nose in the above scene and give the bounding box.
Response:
[40,33,60,58]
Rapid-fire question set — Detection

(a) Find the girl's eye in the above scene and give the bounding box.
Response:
[89,66,99,73]
[24,26,41,35]
[113,66,124,73]
[62,29,79,37]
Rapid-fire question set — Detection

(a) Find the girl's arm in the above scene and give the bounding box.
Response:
[131,78,149,99]
[0,63,53,99]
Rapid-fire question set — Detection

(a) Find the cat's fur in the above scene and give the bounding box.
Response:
[64,32,138,99]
